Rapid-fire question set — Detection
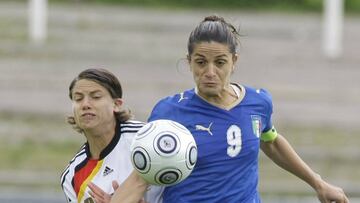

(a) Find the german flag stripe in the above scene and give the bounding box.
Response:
[77,160,104,202]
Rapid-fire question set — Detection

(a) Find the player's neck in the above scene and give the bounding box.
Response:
[85,123,116,159]
[196,84,244,110]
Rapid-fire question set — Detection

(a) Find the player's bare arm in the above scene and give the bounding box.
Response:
[260,134,349,203]
[110,171,148,203]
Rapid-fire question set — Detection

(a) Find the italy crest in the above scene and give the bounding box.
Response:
[251,115,262,138]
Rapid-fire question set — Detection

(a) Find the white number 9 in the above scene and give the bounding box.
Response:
[227,125,242,157]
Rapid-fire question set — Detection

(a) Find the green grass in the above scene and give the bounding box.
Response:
[0,139,81,171]
[0,111,84,171]
[277,124,358,147]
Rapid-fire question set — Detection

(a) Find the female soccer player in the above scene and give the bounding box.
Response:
[147,15,349,203]
[60,68,163,203]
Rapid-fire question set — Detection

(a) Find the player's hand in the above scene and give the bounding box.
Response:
[315,180,349,203]
[110,171,149,203]
[88,177,147,203]
[88,181,116,203]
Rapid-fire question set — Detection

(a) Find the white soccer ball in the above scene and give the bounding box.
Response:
[130,119,197,186]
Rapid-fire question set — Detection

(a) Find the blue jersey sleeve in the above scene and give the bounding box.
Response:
[148,97,173,122]
[257,88,274,133]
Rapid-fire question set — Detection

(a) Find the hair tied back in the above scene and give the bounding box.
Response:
[203,15,225,23]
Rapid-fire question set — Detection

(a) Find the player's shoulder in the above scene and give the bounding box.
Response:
[119,120,145,140]
[244,86,272,100]
[65,144,88,167]
[150,89,194,120]
[244,85,273,106]
[60,143,88,184]
[120,120,145,133]
[121,120,145,129]
[156,89,195,106]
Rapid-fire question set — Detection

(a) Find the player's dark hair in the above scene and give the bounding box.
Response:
[187,15,240,55]
[69,68,123,100]
[67,68,132,133]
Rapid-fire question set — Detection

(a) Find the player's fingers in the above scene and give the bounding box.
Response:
[112,180,120,190]
[88,183,97,194]
[342,190,349,203]
[88,182,106,198]
[334,190,349,203]
[318,196,327,203]
[88,191,105,203]
[89,182,102,191]
[89,189,111,203]
[138,199,146,203]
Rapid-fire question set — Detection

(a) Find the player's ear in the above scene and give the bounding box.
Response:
[113,98,123,113]
[231,54,238,73]
[232,53,238,65]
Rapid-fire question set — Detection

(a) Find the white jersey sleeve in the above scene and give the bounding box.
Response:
[60,145,87,203]
[62,172,77,202]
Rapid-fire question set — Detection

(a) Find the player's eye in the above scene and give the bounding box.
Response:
[92,94,102,99]
[73,95,83,102]
[215,60,227,67]
[195,59,206,66]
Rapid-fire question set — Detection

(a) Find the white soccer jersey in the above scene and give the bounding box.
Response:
[60,120,163,203]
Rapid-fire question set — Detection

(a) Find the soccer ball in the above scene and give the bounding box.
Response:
[130,119,197,186]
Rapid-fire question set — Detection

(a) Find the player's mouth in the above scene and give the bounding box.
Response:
[202,82,217,87]
[81,112,96,119]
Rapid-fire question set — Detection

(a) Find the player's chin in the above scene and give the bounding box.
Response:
[200,86,221,97]
[78,121,97,131]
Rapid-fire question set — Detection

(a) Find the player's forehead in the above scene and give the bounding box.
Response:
[72,79,108,95]
[191,41,232,58]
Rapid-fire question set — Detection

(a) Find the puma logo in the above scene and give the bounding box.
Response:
[178,92,188,103]
[195,122,213,135]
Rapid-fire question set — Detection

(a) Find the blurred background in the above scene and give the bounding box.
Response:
[0,0,359,202]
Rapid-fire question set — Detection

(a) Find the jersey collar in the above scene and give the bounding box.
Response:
[84,121,121,160]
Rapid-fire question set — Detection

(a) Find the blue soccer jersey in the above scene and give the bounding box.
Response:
[148,84,274,203]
